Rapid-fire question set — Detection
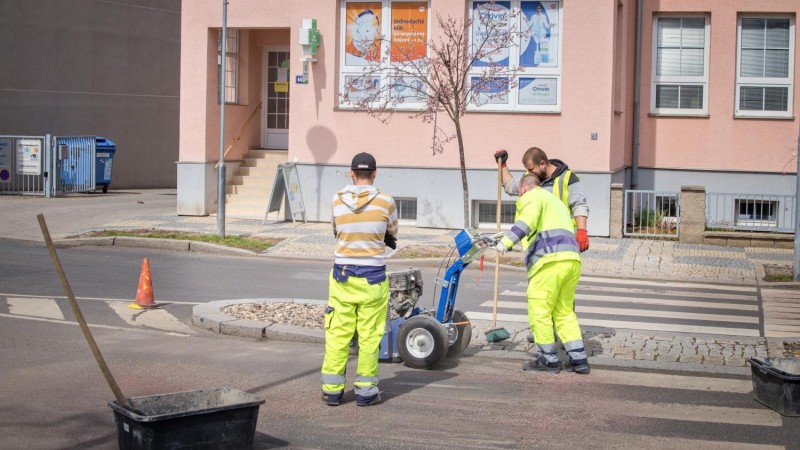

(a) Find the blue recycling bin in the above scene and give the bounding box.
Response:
[95,137,116,193]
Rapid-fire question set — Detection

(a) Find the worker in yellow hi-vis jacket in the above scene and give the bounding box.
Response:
[321,152,398,406]
[494,174,590,374]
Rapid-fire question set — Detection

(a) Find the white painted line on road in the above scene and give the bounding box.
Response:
[0,292,201,305]
[760,289,800,298]
[107,302,195,334]
[394,382,483,390]
[604,399,782,427]
[492,294,759,311]
[7,297,65,320]
[580,276,758,293]
[481,300,759,323]
[589,368,752,393]
[574,285,757,302]
[465,312,761,337]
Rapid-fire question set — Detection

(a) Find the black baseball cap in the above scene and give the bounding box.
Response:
[351,152,377,170]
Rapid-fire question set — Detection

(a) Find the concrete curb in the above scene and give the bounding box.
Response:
[192,298,769,376]
[56,237,261,257]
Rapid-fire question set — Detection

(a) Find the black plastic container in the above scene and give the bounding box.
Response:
[108,387,265,449]
[749,357,800,417]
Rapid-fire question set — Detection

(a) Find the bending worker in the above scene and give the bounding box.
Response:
[321,152,398,407]
[494,174,590,374]
[494,147,590,251]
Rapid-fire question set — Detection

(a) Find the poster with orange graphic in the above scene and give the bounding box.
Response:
[390,2,428,63]
[345,2,383,66]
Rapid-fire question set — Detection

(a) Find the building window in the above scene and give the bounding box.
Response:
[468,1,563,112]
[339,1,430,109]
[396,198,418,222]
[735,16,794,118]
[218,29,239,104]
[476,201,516,228]
[651,16,709,115]
[736,199,777,227]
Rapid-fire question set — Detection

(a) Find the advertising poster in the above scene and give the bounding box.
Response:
[518,77,557,105]
[471,76,509,105]
[345,2,383,66]
[391,77,426,103]
[0,138,12,182]
[16,139,41,176]
[473,1,512,67]
[390,2,428,63]
[344,75,380,102]
[520,1,559,67]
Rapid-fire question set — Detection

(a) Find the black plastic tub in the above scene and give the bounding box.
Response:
[749,357,800,417]
[108,387,265,449]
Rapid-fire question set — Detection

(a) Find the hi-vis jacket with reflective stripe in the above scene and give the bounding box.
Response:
[499,186,580,278]
[501,159,589,230]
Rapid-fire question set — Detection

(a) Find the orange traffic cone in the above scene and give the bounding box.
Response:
[130,257,158,309]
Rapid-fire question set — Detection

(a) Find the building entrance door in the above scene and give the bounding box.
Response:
[262,48,290,149]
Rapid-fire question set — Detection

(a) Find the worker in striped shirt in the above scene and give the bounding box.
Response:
[321,152,398,407]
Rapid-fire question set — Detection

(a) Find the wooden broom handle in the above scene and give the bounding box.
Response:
[37,213,128,408]
[492,160,502,328]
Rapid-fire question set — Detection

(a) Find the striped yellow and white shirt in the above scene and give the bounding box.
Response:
[332,185,398,266]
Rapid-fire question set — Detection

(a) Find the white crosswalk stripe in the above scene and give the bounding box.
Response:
[761,287,800,337]
[468,276,763,336]
[1,295,194,335]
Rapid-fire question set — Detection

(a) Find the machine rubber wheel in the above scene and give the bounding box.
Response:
[397,315,449,369]
[447,309,472,356]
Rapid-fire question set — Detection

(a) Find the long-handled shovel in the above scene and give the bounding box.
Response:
[484,160,510,343]
[37,213,142,414]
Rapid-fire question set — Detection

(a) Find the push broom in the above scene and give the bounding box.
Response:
[485,158,511,343]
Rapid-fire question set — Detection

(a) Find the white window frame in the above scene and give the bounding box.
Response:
[218,29,239,104]
[650,14,710,116]
[467,0,563,113]
[338,0,431,110]
[734,15,795,118]
[735,198,778,228]
[395,197,418,224]
[474,200,516,230]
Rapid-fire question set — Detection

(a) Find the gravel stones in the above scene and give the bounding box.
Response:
[222,302,326,330]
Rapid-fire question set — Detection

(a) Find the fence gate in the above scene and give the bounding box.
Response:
[0,135,95,197]
[623,189,681,238]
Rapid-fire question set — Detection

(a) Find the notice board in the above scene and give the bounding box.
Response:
[264,162,306,223]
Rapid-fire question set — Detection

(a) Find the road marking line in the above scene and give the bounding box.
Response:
[603,399,782,427]
[0,292,201,305]
[107,302,195,334]
[7,297,65,320]
[0,312,188,335]
[494,294,759,311]
[588,368,752,393]
[580,276,758,293]
[575,285,757,302]
[481,300,759,323]
[465,312,761,336]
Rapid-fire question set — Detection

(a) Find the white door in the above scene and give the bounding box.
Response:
[262,48,290,149]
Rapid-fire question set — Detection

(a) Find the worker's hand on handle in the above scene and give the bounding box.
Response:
[494,241,508,254]
[494,150,508,166]
[576,228,590,252]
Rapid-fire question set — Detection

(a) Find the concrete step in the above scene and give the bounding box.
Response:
[238,166,276,177]
[231,175,275,187]
[225,184,272,198]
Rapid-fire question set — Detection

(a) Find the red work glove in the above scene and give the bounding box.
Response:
[576,228,589,252]
[494,150,508,166]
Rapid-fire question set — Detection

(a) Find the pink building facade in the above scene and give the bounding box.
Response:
[178,0,799,236]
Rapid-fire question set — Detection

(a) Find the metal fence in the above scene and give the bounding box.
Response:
[623,190,680,238]
[707,192,795,233]
[0,135,95,197]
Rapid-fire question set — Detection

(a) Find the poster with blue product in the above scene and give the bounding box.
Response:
[520,1,559,67]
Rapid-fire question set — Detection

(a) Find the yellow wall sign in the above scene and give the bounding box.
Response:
[275,82,289,93]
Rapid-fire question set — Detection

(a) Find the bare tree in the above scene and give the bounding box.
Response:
[341,3,527,228]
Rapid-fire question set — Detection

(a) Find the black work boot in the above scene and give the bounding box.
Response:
[356,392,382,407]
[322,391,343,406]
[522,359,561,373]
[564,359,591,374]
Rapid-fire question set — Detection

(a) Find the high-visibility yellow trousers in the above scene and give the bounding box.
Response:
[321,271,388,400]
[527,259,588,365]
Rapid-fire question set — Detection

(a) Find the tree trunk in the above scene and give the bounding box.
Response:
[454,118,469,228]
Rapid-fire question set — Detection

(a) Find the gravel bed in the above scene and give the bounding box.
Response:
[222,302,326,329]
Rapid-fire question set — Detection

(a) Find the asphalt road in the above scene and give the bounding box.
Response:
[2,313,797,449]
[2,238,799,448]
